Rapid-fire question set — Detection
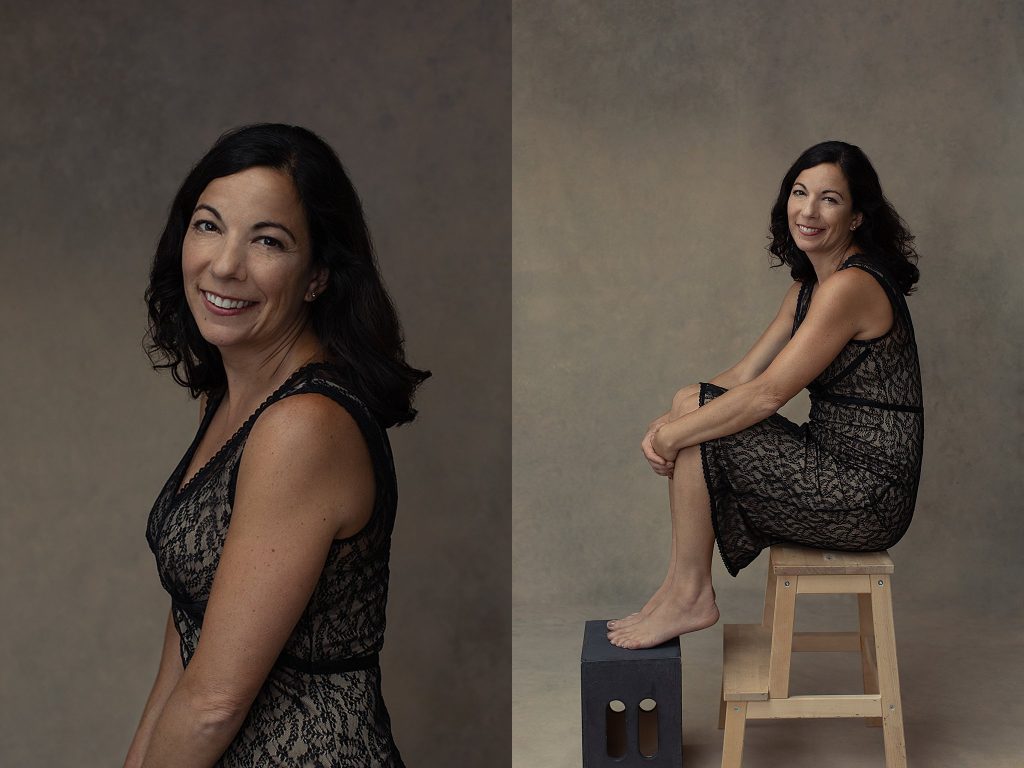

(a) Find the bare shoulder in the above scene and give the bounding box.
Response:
[250,392,366,451]
[239,393,374,537]
[816,266,888,306]
[810,266,892,338]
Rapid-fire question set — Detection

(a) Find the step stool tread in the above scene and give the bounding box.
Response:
[723,623,770,701]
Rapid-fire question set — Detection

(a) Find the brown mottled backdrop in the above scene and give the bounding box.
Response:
[0,2,508,766]
[514,2,1023,766]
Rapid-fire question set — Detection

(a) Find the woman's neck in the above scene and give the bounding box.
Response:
[808,241,859,285]
[217,326,325,421]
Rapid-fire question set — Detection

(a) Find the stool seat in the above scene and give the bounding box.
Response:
[769,544,894,574]
[719,545,907,768]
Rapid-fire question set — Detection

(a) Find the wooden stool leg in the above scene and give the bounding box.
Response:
[718,679,726,730]
[768,574,797,698]
[762,549,777,628]
[858,593,882,727]
[871,576,907,768]
[721,701,747,768]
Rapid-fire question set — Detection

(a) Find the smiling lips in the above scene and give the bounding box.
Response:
[797,224,825,236]
[202,290,257,314]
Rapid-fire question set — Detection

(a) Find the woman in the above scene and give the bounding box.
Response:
[607,141,922,650]
[125,124,429,766]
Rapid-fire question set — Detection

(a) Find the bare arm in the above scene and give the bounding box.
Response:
[653,269,890,456]
[140,394,374,768]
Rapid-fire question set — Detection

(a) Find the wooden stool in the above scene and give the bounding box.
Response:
[719,544,906,767]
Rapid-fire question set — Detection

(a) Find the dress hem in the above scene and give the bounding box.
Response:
[698,382,742,578]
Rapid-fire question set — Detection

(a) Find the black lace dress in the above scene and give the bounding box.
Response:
[146,363,405,767]
[699,255,924,576]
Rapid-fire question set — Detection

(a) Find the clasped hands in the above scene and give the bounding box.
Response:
[641,415,679,477]
[642,383,703,477]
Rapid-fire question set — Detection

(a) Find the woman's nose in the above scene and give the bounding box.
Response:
[209,238,247,279]
[801,198,818,219]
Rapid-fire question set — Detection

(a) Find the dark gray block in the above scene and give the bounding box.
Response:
[580,620,682,767]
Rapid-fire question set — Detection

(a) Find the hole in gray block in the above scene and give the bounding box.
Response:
[606,700,626,757]
[638,698,658,757]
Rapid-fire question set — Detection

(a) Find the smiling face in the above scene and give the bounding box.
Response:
[182,166,326,356]
[787,162,863,259]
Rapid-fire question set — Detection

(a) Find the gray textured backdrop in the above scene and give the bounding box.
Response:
[0,2,508,766]
[514,0,1023,612]
[513,2,1023,765]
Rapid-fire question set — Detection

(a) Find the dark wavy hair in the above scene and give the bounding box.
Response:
[767,140,919,295]
[144,123,429,427]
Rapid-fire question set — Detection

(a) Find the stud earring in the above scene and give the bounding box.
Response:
[310,291,317,301]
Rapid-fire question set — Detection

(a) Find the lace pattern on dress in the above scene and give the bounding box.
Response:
[146,363,405,767]
[699,254,924,576]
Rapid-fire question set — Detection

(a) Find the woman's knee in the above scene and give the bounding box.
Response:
[671,388,701,418]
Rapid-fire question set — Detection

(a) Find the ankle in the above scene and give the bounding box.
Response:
[665,575,714,601]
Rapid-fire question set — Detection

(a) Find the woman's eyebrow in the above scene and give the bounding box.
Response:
[253,221,297,241]
[193,203,224,221]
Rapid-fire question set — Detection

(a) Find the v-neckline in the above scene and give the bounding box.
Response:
[172,362,328,501]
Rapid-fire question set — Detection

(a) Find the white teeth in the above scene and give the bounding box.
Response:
[798,225,823,235]
[204,291,254,309]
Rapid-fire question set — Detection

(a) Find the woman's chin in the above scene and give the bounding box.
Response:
[794,240,831,258]
[195,328,246,351]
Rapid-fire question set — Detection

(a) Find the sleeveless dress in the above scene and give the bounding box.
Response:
[145,362,406,767]
[699,255,924,576]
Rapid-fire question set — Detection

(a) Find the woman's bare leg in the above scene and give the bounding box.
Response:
[607,443,719,648]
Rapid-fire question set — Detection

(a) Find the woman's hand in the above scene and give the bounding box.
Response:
[646,411,671,435]
[642,414,675,476]
[642,383,700,477]
[651,425,679,466]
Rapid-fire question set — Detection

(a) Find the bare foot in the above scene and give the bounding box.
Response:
[607,587,719,649]
[606,581,671,630]
[607,583,715,631]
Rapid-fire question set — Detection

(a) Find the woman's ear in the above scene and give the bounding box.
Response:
[851,212,864,231]
[306,266,329,302]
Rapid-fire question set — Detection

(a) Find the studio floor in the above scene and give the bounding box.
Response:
[513,590,1024,767]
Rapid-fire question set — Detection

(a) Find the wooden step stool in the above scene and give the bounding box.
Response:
[719,544,906,767]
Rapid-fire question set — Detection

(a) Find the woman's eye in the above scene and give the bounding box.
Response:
[791,189,804,197]
[824,196,838,204]
[192,220,218,233]
[256,235,283,249]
